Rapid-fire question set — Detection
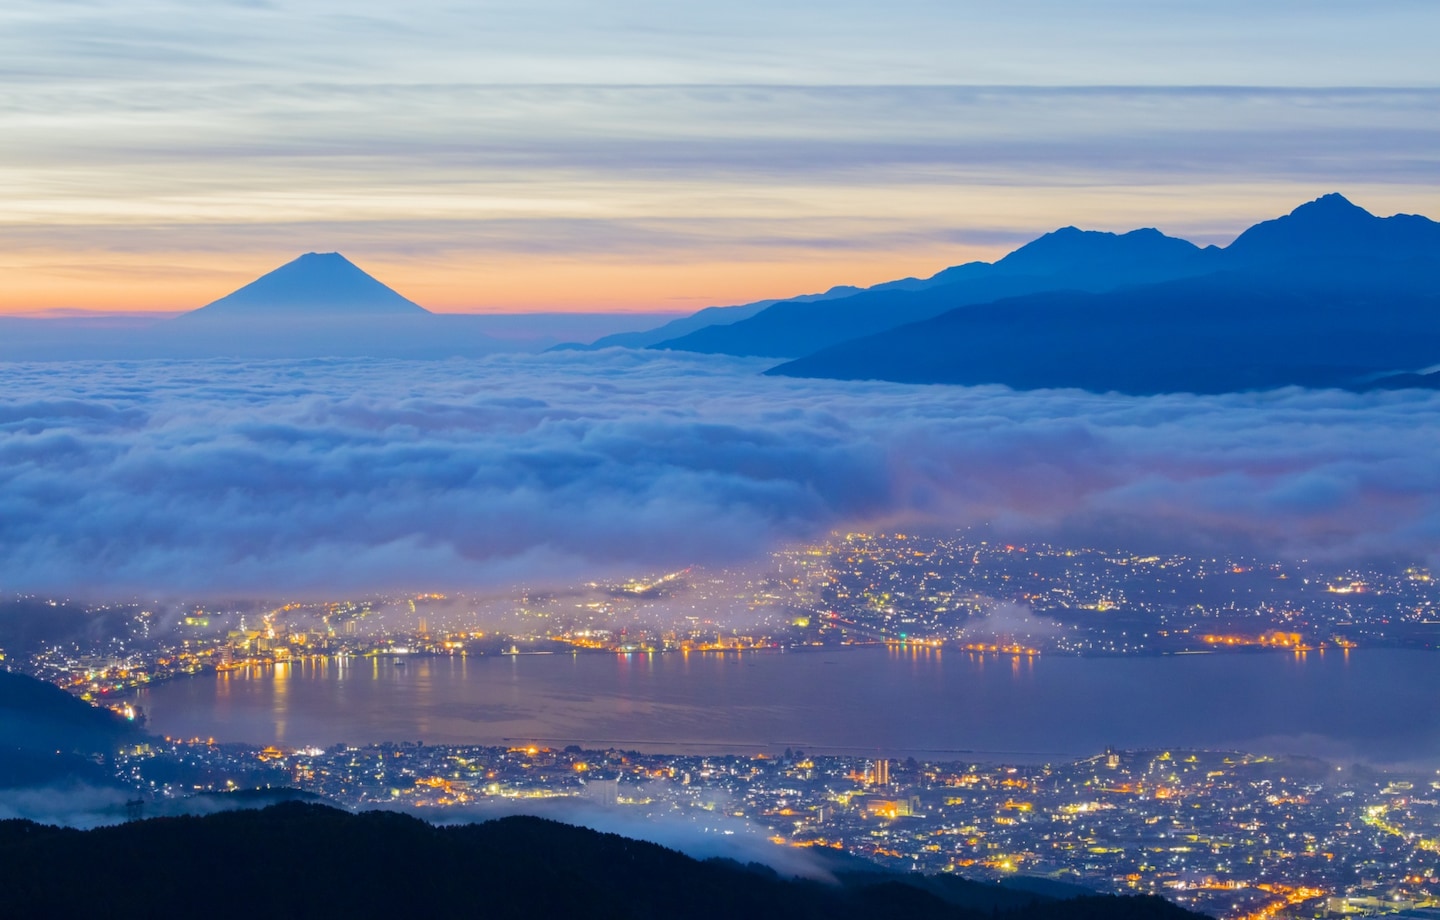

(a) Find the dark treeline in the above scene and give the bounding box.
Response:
[0,803,1207,920]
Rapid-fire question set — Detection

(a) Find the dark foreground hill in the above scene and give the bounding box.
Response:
[0,803,1204,920]
[0,669,142,789]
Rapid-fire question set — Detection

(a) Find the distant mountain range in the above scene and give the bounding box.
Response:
[589,193,1438,394]
[4,194,1436,387]
[651,227,1224,359]
[762,195,1440,393]
[567,273,978,351]
[769,274,1440,393]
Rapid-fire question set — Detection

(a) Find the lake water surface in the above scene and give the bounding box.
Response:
[133,646,1440,766]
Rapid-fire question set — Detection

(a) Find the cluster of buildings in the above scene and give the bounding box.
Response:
[109,740,1440,920]
[8,535,1440,919]
[784,533,1437,655]
[9,533,1438,704]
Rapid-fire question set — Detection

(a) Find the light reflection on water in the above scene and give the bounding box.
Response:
[135,646,1440,766]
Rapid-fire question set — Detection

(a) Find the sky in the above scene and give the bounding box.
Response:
[3,0,1438,315]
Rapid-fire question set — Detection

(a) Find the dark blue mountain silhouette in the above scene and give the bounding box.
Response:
[1226,193,1440,272]
[183,252,429,318]
[86,252,521,358]
[768,274,1440,394]
[652,228,1218,358]
[990,226,1216,286]
[566,287,860,351]
[764,194,1440,393]
[653,194,1440,367]
[570,270,981,352]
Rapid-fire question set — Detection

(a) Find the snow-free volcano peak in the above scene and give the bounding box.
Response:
[184,252,430,319]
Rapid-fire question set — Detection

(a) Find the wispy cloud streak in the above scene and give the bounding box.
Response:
[5,84,1438,311]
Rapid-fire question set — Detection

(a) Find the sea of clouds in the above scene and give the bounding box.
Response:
[1,350,1436,596]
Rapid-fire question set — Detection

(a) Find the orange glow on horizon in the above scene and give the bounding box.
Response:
[4,184,1436,317]
[0,244,1000,317]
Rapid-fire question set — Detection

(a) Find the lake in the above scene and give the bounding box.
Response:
[132,646,1440,766]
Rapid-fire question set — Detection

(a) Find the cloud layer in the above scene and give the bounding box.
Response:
[5,1,1437,87]
[0,352,1436,596]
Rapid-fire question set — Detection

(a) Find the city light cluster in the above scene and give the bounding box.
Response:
[109,740,1440,920]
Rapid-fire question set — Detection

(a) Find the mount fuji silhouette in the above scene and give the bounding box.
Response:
[126,252,517,357]
[182,252,430,319]
[0,252,636,358]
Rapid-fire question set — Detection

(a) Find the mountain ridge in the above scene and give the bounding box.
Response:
[766,268,1440,394]
[567,268,979,352]
[650,223,1221,358]
[646,193,1440,365]
[1227,193,1440,269]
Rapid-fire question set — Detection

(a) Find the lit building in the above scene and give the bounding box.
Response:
[871,758,889,787]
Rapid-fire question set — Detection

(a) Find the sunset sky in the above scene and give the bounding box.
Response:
[4,0,1438,315]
